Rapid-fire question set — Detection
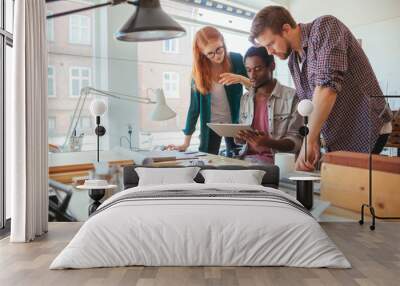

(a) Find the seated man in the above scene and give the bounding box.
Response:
[235,46,302,164]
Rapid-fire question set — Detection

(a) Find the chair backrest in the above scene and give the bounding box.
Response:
[387,109,400,148]
[123,164,280,190]
[48,179,77,222]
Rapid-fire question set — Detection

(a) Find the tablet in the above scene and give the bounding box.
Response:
[207,123,253,137]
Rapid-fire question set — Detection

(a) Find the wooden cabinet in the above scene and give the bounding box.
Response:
[321,151,400,217]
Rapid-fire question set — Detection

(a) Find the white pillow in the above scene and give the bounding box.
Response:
[200,169,266,185]
[135,167,200,186]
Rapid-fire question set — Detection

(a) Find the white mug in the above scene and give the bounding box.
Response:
[275,153,295,179]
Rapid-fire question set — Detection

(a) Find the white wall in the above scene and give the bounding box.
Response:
[288,0,400,109]
[289,0,400,27]
[353,17,400,95]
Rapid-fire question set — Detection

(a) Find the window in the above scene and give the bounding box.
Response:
[48,3,97,157]
[1,0,14,231]
[162,72,180,98]
[163,38,179,53]
[48,66,56,97]
[69,14,91,45]
[47,10,54,41]
[48,1,252,155]
[5,0,13,33]
[70,116,94,137]
[69,67,91,97]
[48,117,56,133]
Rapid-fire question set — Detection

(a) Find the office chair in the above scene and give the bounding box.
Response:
[48,179,77,222]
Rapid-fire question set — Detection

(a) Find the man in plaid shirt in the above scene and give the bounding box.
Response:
[249,6,392,171]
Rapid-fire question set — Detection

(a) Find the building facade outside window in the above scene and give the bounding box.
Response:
[162,72,180,98]
[48,117,57,135]
[163,38,179,53]
[79,116,93,131]
[69,14,91,45]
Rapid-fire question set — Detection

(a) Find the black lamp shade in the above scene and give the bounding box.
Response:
[115,0,186,42]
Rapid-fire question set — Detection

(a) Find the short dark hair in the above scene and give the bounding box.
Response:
[244,46,274,67]
[249,6,297,44]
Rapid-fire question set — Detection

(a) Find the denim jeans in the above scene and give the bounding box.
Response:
[207,129,238,156]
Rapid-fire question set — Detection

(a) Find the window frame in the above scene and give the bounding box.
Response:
[1,0,14,231]
[69,66,91,97]
[48,116,57,134]
[162,38,179,54]
[47,65,56,97]
[69,14,91,45]
[79,116,92,131]
[162,71,180,99]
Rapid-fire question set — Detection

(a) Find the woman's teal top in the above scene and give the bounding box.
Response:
[182,52,247,152]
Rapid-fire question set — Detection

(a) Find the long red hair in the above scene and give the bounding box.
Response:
[192,26,231,95]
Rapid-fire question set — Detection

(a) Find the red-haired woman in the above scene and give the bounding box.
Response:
[167,26,250,155]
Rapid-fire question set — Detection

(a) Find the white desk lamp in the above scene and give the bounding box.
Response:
[63,87,176,156]
[297,99,314,162]
[90,100,107,162]
[151,90,176,121]
[289,99,316,210]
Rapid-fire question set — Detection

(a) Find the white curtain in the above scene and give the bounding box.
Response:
[8,0,48,242]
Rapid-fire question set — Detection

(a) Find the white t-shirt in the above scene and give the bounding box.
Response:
[210,82,231,124]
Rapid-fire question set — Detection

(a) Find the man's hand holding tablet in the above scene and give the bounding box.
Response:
[236,130,272,153]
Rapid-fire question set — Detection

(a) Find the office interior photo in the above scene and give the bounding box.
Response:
[0,0,399,285]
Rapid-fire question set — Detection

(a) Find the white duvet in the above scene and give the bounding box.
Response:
[50,183,351,269]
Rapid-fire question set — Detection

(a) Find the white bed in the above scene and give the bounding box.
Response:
[50,183,351,269]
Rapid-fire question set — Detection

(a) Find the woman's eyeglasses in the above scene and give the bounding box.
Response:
[205,46,225,59]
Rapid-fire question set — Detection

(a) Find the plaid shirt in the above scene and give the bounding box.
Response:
[288,16,392,152]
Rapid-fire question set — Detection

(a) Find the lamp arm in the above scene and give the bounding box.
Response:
[86,87,155,104]
[46,1,139,20]
[62,86,155,150]
[47,1,113,19]
[62,87,90,149]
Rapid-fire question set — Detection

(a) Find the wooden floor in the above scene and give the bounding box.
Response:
[0,222,399,286]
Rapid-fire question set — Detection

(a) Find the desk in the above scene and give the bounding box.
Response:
[49,150,137,221]
[49,149,252,184]
[48,149,360,222]
[150,153,252,167]
[48,150,251,221]
[49,150,134,184]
